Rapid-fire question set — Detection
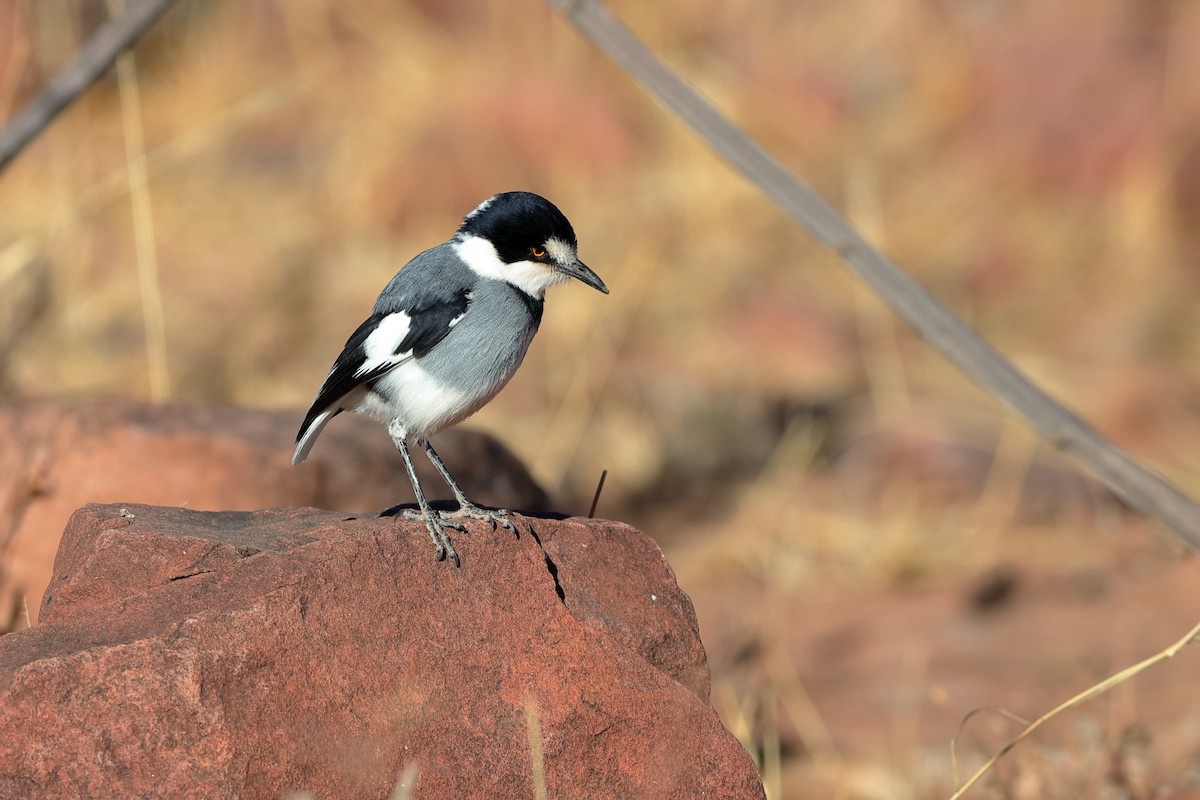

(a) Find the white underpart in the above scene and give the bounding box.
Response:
[357,359,468,441]
[353,309,469,438]
[454,234,570,298]
[355,311,413,377]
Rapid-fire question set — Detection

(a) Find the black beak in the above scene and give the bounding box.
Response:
[559,258,609,294]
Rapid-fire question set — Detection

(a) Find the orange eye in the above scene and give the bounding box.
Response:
[530,247,546,259]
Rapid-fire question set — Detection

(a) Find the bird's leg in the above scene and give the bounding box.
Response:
[421,439,520,537]
[389,420,462,566]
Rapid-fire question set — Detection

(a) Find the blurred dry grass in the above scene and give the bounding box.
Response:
[4,0,1200,797]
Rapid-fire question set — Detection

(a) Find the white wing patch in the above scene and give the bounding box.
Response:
[355,311,413,377]
[448,293,471,329]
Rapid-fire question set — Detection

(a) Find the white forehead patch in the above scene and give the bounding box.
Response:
[463,195,497,222]
[544,237,577,267]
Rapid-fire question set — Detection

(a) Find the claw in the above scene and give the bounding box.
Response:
[394,502,513,564]
[398,507,462,567]
[440,502,518,536]
[434,525,461,567]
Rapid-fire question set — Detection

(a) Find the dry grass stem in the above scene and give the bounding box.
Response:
[107,0,169,401]
[762,686,782,800]
[847,156,912,428]
[0,237,38,289]
[525,697,548,800]
[947,619,1200,800]
[766,652,839,762]
[949,706,1031,787]
[969,415,1039,536]
[587,468,608,518]
[389,760,419,800]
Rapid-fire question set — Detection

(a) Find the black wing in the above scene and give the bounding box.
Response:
[395,290,471,359]
[294,290,470,444]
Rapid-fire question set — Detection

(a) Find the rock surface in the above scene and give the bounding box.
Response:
[0,399,551,625]
[0,503,764,799]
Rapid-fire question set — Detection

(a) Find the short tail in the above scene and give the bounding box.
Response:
[292,406,338,465]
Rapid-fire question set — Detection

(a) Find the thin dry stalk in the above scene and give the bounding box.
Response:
[947,619,1200,799]
[766,649,839,762]
[587,469,608,518]
[525,697,548,800]
[949,706,1031,787]
[970,414,1039,537]
[389,760,420,800]
[713,680,760,767]
[762,686,782,800]
[52,69,316,245]
[107,0,170,401]
[846,155,912,428]
[0,238,38,290]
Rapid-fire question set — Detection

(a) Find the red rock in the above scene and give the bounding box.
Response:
[0,399,550,626]
[0,503,764,799]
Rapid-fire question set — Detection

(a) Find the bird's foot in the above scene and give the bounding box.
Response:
[441,503,522,538]
[400,508,464,567]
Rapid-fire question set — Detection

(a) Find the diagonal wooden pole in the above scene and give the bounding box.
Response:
[548,0,1200,550]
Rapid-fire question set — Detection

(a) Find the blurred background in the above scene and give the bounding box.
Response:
[3,0,1200,796]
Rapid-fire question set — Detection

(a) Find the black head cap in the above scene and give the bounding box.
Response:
[457,191,578,264]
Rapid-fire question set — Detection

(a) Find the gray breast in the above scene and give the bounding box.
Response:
[417,279,542,405]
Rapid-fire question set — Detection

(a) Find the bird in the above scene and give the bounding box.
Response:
[292,191,608,566]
